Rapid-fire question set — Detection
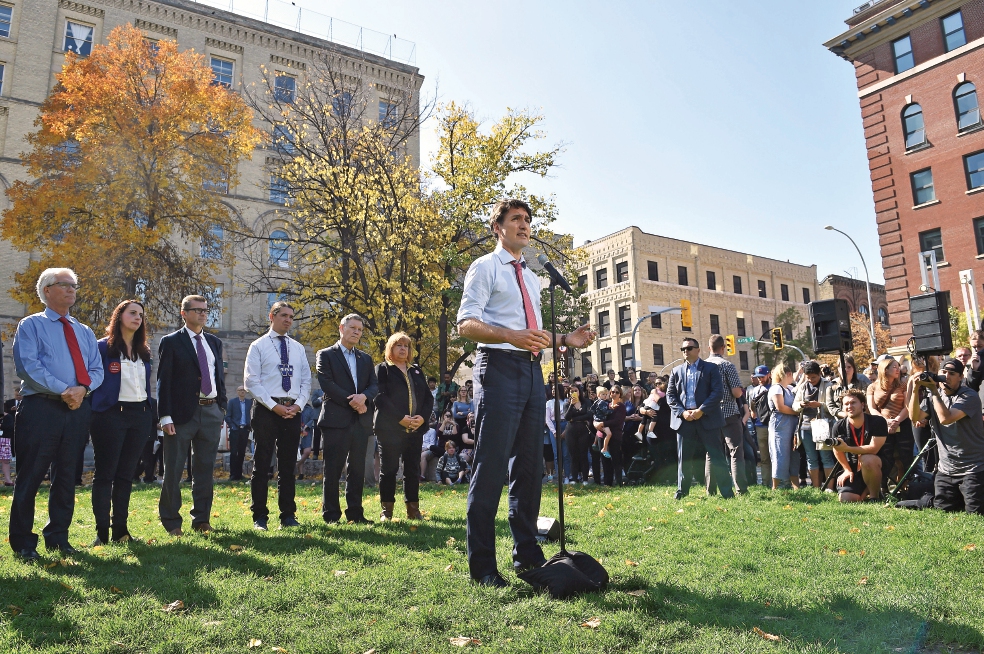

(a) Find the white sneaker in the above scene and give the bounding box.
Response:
[545,475,554,482]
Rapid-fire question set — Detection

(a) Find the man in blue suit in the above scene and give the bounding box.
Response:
[666,337,734,500]
[225,386,253,481]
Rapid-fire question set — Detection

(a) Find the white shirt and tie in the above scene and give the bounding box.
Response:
[244,330,312,411]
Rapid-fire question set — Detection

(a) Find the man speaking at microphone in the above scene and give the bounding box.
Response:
[457,198,595,588]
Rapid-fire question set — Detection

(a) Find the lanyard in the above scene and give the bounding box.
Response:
[848,419,865,448]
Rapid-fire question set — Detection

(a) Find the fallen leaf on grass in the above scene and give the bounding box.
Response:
[59,582,73,590]
[675,509,684,514]
[447,537,456,545]
[247,638,262,649]
[271,648,289,653]
[364,650,377,654]
[597,510,605,518]
[605,503,614,510]
[449,636,481,647]
[109,586,123,594]
[409,526,418,532]
[626,590,646,597]
[334,570,346,577]
[783,505,792,510]
[44,562,57,569]
[92,545,104,552]
[837,549,848,556]
[444,564,453,572]
[858,577,868,585]
[510,625,525,631]
[964,543,977,551]
[145,538,157,545]
[625,560,639,567]
[263,576,274,582]
[753,627,780,642]
[202,620,222,626]
[163,600,184,613]
[581,617,602,629]
[885,525,895,531]
[229,544,243,551]
[849,528,860,534]
[7,605,22,616]
[304,534,313,539]
[644,526,654,531]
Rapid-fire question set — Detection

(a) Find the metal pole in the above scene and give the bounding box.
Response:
[549,281,567,552]
[756,340,806,363]
[630,307,682,370]
[825,226,878,357]
[659,357,685,376]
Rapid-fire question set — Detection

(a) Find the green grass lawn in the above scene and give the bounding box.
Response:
[1,480,983,653]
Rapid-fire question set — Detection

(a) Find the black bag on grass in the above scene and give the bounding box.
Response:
[517,550,609,599]
[896,492,934,510]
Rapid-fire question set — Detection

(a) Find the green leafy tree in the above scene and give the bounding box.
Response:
[754,308,815,369]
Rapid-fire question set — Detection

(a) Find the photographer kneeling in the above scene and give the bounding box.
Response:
[908,358,984,515]
[829,389,888,502]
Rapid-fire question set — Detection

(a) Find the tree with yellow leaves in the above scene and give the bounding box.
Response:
[1,24,261,327]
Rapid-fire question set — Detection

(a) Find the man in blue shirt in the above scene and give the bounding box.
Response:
[9,268,103,561]
[457,198,595,588]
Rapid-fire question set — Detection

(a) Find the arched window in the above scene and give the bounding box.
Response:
[269,229,290,268]
[902,103,926,149]
[201,225,223,260]
[859,304,869,316]
[877,307,889,326]
[955,82,981,131]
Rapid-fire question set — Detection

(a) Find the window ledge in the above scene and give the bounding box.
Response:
[976,253,984,260]
[905,141,932,155]
[967,186,984,196]
[912,199,941,210]
[958,123,984,137]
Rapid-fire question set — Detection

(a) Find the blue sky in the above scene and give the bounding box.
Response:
[282,0,882,282]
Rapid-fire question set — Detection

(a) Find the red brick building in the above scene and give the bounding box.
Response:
[826,0,984,345]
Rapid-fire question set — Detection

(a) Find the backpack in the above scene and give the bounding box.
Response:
[753,386,772,425]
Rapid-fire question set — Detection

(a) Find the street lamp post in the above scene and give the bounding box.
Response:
[824,225,878,358]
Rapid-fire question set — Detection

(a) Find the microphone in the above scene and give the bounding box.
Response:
[537,254,574,294]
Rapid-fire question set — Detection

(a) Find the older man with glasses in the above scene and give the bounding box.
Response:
[9,268,104,561]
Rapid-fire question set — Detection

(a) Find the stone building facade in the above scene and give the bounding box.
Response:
[574,227,819,385]
[825,0,984,344]
[817,274,889,325]
[0,0,422,395]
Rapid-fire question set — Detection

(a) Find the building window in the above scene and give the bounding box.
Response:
[757,280,767,298]
[203,166,228,194]
[677,265,688,286]
[0,63,4,96]
[911,168,936,205]
[651,313,662,329]
[942,11,967,52]
[955,82,981,131]
[975,217,984,255]
[577,274,587,290]
[919,228,944,263]
[859,304,869,316]
[266,291,288,312]
[738,351,749,371]
[647,261,658,281]
[206,284,223,329]
[273,125,296,155]
[270,176,290,205]
[877,307,889,326]
[269,229,291,268]
[706,270,716,291]
[802,287,811,304]
[274,73,296,103]
[618,305,632,333]
[65,21,93,56]
[210,56,233,88]
[379,99,398,127]
[736,317,746,337]
[761,320,770,336]
[201,225,223,259]
[965,151,984,190]
[902,104,926,149]
[598,310,610,337]
[0,5,10,38]
[733,276,742,295]
[892,35,914,74]
[653,344,664,367]
[595,268,608,289]
[709,314,720,334]
[621,344,634,371]
[781,284,789,302]
[581,352,593,376]
[332,91,353,118]
[615,261,629,283]
[600,348,612,374]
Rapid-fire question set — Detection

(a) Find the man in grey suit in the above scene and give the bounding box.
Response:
[666,337,734,500]
[317,314,379,524]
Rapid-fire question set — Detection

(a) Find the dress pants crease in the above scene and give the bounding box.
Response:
[250,406,301,522]
[159,403,223,531]
[321,420,371,522]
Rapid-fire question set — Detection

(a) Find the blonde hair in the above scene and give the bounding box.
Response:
[877,358,902,392]
[596,386,611,399]
[770,362,789,386]
[383,332,413,365]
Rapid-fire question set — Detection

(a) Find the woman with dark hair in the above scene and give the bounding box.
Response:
[89,300,154,544]
[600,386,627,486]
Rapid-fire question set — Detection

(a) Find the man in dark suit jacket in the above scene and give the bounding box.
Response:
[156,295,227,535]
[666,337,734,500]
[317,314,379,523]
[224,386,253,481]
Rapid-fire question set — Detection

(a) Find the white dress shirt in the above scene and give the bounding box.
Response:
[117,356,147,402]
[160,326,217,427]
[456,243,543,351]
[244,329,312,411]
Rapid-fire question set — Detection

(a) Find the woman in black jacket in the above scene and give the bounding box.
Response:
[374,332,434,521]
[601,386,627,486]
[563,385,593,485]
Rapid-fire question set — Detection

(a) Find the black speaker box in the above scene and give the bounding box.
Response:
[809,299,853,354]
[909,292,952,356]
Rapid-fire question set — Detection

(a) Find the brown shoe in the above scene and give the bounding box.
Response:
[379,502,395,522]
[192,522,212,534]
[405,502,422,520]
[167,527,183,537]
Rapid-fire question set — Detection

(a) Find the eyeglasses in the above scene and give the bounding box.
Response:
[46,282,80,290]
[184,307,209,314]
[680,346,697,352]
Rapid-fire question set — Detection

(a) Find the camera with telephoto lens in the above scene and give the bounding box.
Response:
[918,372,946,384]
[820,437,843,447]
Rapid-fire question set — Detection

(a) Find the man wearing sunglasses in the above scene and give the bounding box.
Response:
[665,337,733,500]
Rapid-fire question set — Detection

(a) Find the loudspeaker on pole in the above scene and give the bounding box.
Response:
[809,299,853,354]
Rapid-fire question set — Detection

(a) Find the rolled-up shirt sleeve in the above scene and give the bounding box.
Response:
[456,260,491,325]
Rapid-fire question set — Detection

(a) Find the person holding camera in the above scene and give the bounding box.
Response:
[829,388,888,502]
[793,361,837,489]
[908,359,984,515]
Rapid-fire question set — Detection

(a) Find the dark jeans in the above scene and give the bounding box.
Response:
[250,406,301,522]
[9,395,92,552]
[466,349,545,579]
[378,429,423,503]
[601,434,623,486]
[677,420,734,498]
[91,402,153,536]
[567,423,591,482]
[934,470,984,515]
[321,421,372,522]
[228,427,250,480]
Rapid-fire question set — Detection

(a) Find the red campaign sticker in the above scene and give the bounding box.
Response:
[108,362,121,374]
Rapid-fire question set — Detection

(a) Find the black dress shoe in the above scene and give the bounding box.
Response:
[280,516,300,528]
[474,572,508,588]
[674,491,685,500]
[253,519,268,531]
[47,544,80,556]
[514,558,547,575]
[15,548,42,563]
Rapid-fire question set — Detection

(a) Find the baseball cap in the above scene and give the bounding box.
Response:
[941,358,965,375]
[876,353,895,363]
[753,365,769,378]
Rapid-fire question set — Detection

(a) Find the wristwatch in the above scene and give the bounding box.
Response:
[82,385,92,397]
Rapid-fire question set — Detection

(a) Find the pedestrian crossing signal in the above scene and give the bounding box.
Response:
[725,334,736,356]
[771,327,784,351]
[680,299,692,329]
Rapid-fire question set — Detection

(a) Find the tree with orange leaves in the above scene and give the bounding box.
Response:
[1,24,261,327]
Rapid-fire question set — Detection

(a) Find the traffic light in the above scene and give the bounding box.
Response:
[771,327,784,351]
[680,299,692,329]
[725,334,736,356]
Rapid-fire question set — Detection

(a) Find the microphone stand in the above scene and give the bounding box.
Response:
[549,278,568,553]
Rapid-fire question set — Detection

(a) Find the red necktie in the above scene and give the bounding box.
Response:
[510,260,540,353]
[58,316,91,387]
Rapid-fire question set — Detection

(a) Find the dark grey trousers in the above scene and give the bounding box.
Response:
[159,403,223,531]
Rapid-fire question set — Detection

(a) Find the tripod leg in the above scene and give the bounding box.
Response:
[889,438,936,500]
